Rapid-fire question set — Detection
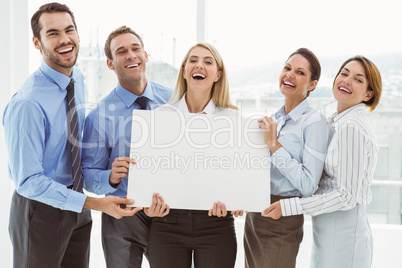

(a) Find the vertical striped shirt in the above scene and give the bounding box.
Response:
[281,104,378,217]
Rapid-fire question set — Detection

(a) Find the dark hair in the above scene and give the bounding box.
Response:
[287,48,321,97]
[31,2,77,41]
[334,56,382,112]
[104,26,144,60]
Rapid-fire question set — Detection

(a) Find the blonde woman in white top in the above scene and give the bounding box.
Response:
[263,55,382,268]
[148,43,240,268]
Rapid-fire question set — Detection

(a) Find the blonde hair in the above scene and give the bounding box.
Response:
[170,43,237,110]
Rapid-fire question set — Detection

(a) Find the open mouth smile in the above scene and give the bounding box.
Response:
[57,47,73,54]
[283,81,295,87]
[339,87,351,94]
[192,73,206,80]
[126,64,139,69]
[56,46,75,58]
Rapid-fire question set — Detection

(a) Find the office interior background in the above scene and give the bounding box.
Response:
[1,0,402,267]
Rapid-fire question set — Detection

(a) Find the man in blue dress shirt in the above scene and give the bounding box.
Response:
[81,26,172,267]
[3,4,141,268]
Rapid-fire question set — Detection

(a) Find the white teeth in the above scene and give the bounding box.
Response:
[57,47,72,53]
[127,64,139,68]
[192,74,206,79]
[339,87,351,93]
[284,81,295,87]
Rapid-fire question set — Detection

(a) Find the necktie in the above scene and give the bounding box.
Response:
[66,79,84,192]
[135,96,148,110]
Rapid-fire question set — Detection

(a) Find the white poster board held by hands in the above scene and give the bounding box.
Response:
[127,109,270,212]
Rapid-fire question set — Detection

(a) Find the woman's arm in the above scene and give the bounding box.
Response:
[268,112,330,197]
[268,123,375,218]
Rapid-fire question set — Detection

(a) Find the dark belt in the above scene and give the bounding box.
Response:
[270,194,300,204]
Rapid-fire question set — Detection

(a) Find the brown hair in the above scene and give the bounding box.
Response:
[287,47,321,97]
[104,26,144,60]
[334,56,382,112]
[31,2,77,41]
[170,43,237,110]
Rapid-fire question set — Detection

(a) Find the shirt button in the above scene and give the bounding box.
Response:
[188,212,192,216]
[163,218,168,223]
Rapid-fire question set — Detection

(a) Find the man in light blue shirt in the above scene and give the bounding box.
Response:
[82,26,172,267]
[3,4,140,268]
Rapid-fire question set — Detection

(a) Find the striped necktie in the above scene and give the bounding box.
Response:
[135,96,149,110]
[66,79,83,192]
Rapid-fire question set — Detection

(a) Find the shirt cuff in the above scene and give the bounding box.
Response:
[280,197,303,217]
[270,147,291,169]
[64,190,87,213]
[99,170,119,194]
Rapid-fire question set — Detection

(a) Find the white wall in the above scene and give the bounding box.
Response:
[0,0,29,267]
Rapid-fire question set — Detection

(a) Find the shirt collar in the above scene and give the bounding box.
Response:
[275,98,310,122]
[116,81,155,108]
[177,93,216,114]
[40,60,75,90]
[332,103,367,123]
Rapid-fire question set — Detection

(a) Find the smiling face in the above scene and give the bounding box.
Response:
[182,46,222,95]
[106,33,148,90]
[33,12,80,76]
[279,54,317,104]
[333,60,374,113]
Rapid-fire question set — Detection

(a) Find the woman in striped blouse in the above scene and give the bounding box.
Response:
[263,55,382,268]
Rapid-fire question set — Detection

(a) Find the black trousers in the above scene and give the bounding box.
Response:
[148,209,237,268]
[101,210,150,268]
[244,195,304,268]
[9,191,92,268]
